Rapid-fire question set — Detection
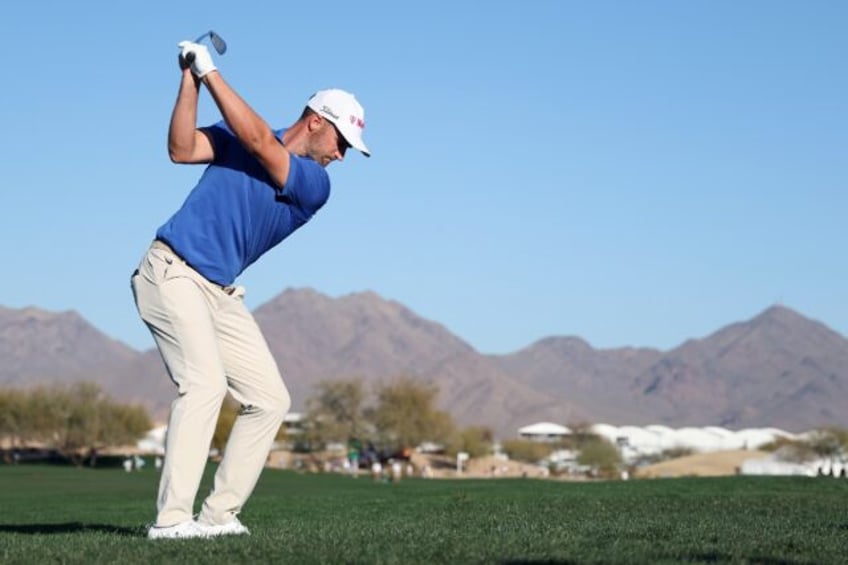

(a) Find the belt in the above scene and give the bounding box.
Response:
[151,239,238,296]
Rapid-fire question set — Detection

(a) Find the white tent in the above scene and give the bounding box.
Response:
[645,425,678,451]
[589,423,620,444]
[518,422,572,441]
[136,425,167,455]
[575,424,805,461]
[702,426,746,450]
[740,455,816,477]
[735,428,796,450]
[670,427,727,452]
[617,426,664,455]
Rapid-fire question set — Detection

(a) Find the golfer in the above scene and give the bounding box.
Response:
[131,39,370,539]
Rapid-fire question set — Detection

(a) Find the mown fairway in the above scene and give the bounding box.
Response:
[1,464,847,564]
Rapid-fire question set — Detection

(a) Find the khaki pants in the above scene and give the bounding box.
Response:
[131,241,290,527]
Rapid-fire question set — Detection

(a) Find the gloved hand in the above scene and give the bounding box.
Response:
[177,40,217,78]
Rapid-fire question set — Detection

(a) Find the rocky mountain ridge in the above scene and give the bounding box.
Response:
[1,293,845,438]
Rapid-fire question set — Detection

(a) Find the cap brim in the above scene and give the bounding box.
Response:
[338,125,370,157]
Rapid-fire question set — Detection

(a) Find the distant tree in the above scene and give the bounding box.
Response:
[769,439,817,463]
[303,378,368,449]
[55,383,102,462]
[807,427,848,458]
[21,385,72,444]
[445,426,494,459]
[759,435,797,453]
[577,437,622,476]
[97,400,152,456]
[0,389,27,460]
[369,376,455,451]
[54,383,152,466]
[501,439,554,463]
[0,383,152,466]
[566,421,599,449]
[660,447,694,460]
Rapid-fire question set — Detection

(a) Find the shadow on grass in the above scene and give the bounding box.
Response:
[501,561,578,565]
[663,553,805,565]
[502,554,807,565]
[0,522,139,536]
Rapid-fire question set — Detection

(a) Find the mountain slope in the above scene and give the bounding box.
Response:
[251,289,581,434]
[492,337,663,424]
[2,297,847,437]
[0,306,138,389]
[631,305,848,430]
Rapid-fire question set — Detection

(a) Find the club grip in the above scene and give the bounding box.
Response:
[185,51,196,64]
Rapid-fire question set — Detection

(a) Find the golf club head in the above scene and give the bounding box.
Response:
[208,32,227,55]
[185,30,227,64]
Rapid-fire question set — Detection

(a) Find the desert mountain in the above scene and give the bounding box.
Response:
[492,305,848,432]
[631,305,848,430]
[0,306,138,389]
[252,289,587,432]
[1,293,846,437]
[492,337,663,425]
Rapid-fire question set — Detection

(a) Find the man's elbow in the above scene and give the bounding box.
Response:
[169,145,191,164]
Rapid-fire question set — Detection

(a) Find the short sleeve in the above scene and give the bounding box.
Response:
[201,121,233,162]
[282,155,331,217]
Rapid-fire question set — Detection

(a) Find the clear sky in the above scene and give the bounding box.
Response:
[1,1,845,355]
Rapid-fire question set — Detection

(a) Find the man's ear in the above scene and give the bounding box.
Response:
[307,114,325,133]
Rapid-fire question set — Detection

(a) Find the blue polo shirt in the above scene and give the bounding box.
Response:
[155,121,331,286]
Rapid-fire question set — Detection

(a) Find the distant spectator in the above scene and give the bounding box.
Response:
[347,438,361,477]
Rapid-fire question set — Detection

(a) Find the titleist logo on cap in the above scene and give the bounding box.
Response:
[319,105,340,120]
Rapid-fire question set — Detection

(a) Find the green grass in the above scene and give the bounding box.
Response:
[1,465,847,564]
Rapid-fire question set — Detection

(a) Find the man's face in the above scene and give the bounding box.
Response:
[311,118,349,167]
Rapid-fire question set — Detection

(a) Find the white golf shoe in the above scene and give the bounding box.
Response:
[147,520,206,540]
[195,517,250,537]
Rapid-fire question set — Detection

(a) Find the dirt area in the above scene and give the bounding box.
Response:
[266,450,553,479]
[267,449,772,480]
[635,449,770,478]
[410,453,552,479]
[416,451,773,480]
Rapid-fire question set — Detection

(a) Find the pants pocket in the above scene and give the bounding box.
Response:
[139,248,187,286]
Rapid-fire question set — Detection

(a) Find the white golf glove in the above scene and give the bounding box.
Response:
[178,40,217,78]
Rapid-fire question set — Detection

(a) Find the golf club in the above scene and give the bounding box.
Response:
[184,30,227,64]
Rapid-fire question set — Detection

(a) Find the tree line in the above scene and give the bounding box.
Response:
[0,382,151,466]
[290,376,629,472]
[211,375,497,461]
[8,376,844,475]
[1,376,475,467]
[0,376,625,473]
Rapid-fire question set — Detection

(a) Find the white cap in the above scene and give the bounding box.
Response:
[306,89,370,157]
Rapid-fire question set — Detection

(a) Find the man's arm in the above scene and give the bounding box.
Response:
[199,71,291,188]
[168,66,214,164]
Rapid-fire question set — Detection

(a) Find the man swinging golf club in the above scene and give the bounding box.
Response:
[131,37,370,540]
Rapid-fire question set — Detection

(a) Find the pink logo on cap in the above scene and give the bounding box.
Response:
[349,116,365,129]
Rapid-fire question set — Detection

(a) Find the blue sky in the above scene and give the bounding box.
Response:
[1,1,845,354]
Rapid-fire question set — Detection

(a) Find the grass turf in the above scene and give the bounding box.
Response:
[1,464,847,564]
